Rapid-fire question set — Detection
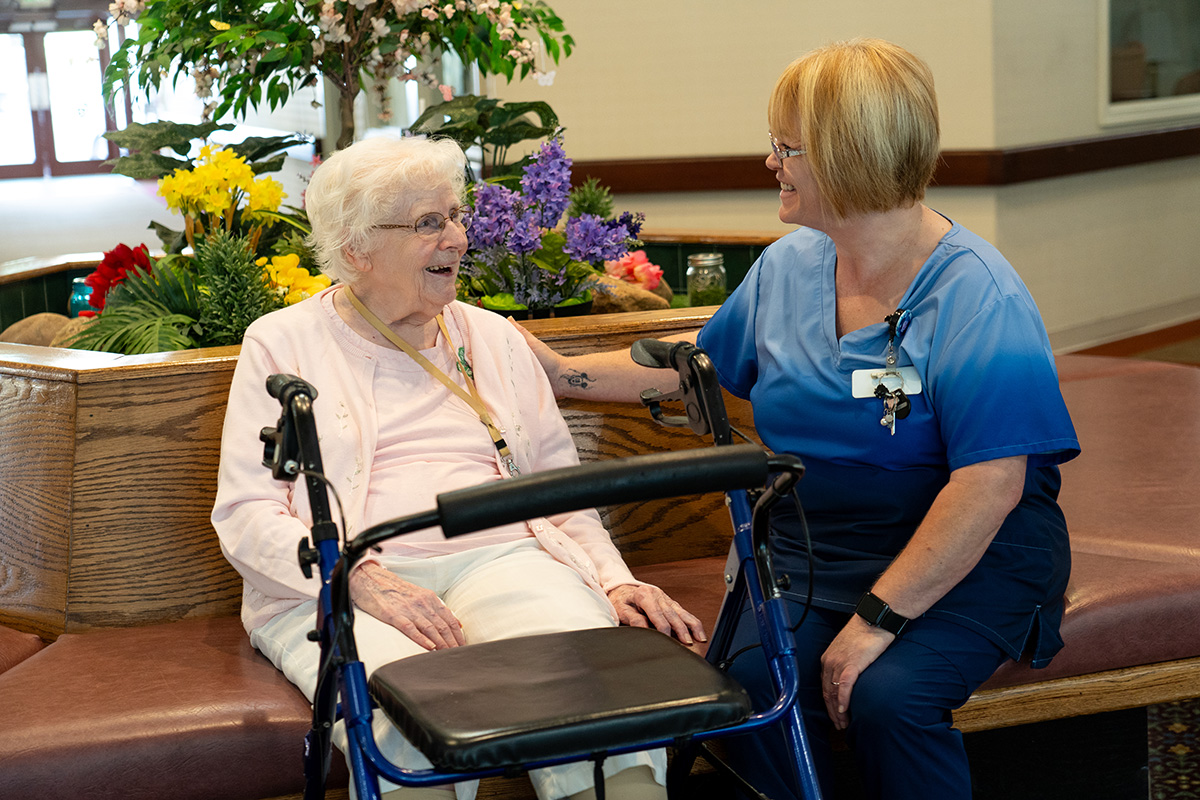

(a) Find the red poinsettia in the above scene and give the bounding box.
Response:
[81,243,153,316]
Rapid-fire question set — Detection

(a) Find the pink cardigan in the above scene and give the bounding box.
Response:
[212,287,642,632]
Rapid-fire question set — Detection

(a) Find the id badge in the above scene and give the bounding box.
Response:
[851,366,923,398]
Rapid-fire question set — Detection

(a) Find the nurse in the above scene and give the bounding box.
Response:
[519,38,1079,800]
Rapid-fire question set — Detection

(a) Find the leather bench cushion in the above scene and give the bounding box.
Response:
[985,549,1200,688]
[1056,355,1200,561]
[637,547,1200,693]
[0,623,44,675]
[0,616,346,800]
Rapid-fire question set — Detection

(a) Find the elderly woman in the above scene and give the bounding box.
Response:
[522,39,1079,800]
[211,136,704,800]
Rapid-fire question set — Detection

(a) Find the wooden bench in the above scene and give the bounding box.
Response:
[1,308,1198,799]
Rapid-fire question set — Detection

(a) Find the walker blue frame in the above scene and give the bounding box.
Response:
[258,340,823,800]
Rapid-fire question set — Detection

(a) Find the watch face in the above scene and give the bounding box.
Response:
[857,592,886,624]
[856,592,907,635]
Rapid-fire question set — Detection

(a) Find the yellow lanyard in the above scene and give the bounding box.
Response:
[344,288,521,477]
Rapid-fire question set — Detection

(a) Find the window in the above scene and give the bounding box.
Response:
[1102,0,1200,125]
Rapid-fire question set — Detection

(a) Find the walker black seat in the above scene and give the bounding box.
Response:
[368,626,753,772]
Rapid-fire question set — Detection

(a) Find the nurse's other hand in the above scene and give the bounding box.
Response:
[350,562,465,650]
[607,583,708,646]
[819,615,895,730]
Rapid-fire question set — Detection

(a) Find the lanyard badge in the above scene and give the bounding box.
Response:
[850,309,919,436]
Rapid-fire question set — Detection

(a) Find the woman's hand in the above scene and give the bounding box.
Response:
[820,614,894,730]
[607,584,708,646]
[349,562,466,650]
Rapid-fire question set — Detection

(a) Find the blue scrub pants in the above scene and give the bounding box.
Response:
[721,601,1009,800]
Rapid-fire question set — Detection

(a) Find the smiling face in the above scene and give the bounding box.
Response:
[347,184,468,328]
[765,132,830,229]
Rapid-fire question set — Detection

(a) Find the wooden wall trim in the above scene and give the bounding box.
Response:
[572,124,1200,193]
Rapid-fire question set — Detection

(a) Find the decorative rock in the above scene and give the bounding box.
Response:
[590,275,670,315]
[650,280,674,305]
[0,313,72,346]
[50,317,92,348]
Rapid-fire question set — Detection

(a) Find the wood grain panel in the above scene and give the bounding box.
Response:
[0,369,76,638]
[954,656,1200,733]
[66,364,240,630]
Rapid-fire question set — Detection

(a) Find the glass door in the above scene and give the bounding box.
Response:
[0,29,118,179]
[0,33,40,178]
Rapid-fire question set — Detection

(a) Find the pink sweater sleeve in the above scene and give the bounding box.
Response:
[212,332,325,612]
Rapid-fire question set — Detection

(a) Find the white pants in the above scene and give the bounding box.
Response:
[251,539,666,800]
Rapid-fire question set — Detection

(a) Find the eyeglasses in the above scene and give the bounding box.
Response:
[768,132,806,161]
[375,206,471,238]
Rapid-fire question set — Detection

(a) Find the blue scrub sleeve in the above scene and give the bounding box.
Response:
[927,294,1079,471]
[697,260,762,400]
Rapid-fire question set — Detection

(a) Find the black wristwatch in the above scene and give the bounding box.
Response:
[855,591,910,636]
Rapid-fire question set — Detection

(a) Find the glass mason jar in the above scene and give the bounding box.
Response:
[686,253,727,307]
[69,277,94,317]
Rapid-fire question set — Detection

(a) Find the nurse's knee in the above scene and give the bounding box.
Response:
[847,662,949,735]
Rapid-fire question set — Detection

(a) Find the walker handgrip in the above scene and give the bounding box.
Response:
[437,444,769,538]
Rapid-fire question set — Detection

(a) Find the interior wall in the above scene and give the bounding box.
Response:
[997,157,1200,350]
[490,0,997,156]
[491,0,1200,347]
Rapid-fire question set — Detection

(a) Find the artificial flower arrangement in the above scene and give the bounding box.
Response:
[604,250,664,294]
[460,137,645,315]
[69,129,329,355]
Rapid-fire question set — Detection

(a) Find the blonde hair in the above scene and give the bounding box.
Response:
[768,38,940,219]
[304,136,466,284]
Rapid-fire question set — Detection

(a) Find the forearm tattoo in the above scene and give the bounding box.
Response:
[562,369,597,390]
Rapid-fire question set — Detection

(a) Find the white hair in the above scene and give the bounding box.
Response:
[304,136,467,285]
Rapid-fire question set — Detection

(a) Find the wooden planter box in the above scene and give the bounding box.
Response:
[0,308,729,640]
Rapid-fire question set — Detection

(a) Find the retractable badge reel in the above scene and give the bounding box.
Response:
[876,310,913,435]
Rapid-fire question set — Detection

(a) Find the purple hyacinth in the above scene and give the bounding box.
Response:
[521,138,573,229]
[507,207,543,255]
[563,214,630,265]
[617,210,645,240]
[468,182,518,250]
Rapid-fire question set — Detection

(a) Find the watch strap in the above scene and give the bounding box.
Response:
[855,591,910,636]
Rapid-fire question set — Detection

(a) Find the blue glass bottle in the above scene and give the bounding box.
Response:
[69,277,94,317]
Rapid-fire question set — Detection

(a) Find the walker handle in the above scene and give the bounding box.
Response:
[437,444,770,537]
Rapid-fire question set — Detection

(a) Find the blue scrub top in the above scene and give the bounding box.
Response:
[698,221,1080,666]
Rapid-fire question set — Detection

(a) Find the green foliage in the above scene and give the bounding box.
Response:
[104,253,205,319]
[100,0,574,147]
[566,177,614,220]
[103,120,308,181]
[67,302,199,355]
[195,230,282,347]
[409,95,559,180]
[67,255,206,354]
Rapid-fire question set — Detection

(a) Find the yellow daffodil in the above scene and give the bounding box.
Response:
[244,176,286,220]
[157,145,285,250]
[259,253,332,305]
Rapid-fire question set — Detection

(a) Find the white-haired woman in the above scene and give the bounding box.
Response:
[212,136,704,800]
[521,40,1079,800]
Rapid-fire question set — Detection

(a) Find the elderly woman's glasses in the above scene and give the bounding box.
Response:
[768,133,806,161]
[375,207,471,238]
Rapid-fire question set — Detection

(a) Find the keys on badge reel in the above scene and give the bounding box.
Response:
[874,382,911,436]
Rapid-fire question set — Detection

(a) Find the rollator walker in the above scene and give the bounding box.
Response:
[258,338,823,800]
